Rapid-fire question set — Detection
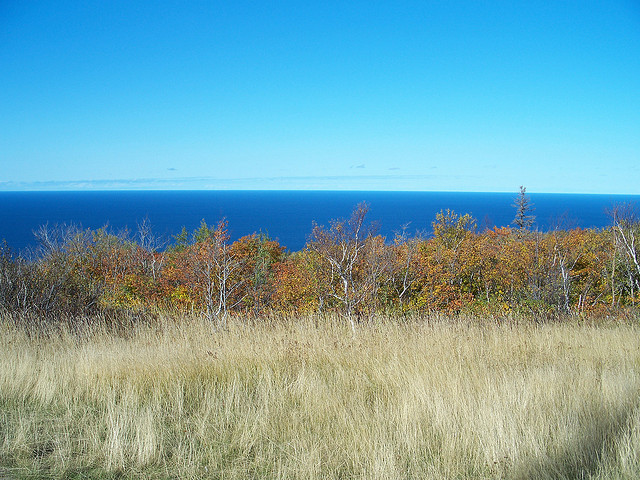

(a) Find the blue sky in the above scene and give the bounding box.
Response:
[1,1,639,193]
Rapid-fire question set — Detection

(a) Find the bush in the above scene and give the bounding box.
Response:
[0,241,101,321]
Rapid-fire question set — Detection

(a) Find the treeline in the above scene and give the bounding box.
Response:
[1,200,639,326]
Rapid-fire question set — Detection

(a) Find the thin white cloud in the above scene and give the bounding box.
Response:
[0,173,484,191]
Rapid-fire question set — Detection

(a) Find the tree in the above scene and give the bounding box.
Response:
[135,216,166,281]
[547,229,586,314]
[512,186,535,233]
[230,233,284,314]
[170,226,190,253]
[12,224,104,317]
[389,225,424,308]
[609,203,640,305]
[189,219,245,326]
[307,202,389,331]
[272,250,327,314]
[432,209,477,250]
[0,241,36,315]
[411,209,478,314]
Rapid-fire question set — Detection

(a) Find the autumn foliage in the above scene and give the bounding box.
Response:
[1,202,639,323]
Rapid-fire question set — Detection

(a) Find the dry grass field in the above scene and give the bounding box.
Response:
[1,314,639,479]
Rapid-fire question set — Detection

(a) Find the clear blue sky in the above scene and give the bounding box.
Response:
[1,1,639,193]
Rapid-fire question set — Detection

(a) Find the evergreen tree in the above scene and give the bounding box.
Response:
[512,186,535,232]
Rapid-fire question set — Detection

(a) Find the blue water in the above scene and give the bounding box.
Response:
[1,191,638,254]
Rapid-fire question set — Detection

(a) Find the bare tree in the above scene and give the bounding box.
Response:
[0,224,104,318]
[0,241,33,314]
[307,202,389,332]
[391,225,424,306]
[136,216,167,280]
[34,223,102,313]
[609,203,640,305]
[190,219,245,327]
[549,230,583,314]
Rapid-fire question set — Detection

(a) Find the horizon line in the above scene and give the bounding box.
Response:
[1,174,638,196]
[1,188,639,196]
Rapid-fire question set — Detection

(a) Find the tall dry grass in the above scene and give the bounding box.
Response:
[1,314,639,479]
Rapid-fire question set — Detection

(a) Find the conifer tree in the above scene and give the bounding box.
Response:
[512,185,535,232]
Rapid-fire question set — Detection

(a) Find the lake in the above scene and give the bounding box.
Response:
[1,190,638,253]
